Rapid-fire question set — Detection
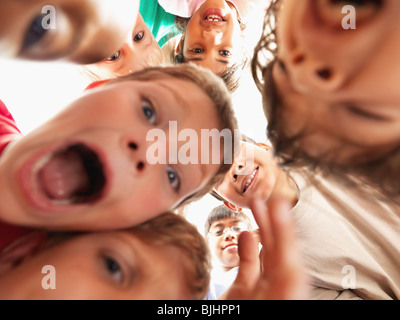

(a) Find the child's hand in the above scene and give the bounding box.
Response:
[221,198,309,300]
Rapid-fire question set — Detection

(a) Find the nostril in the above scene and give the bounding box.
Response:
[129,142,138,150]
[292,54,305,64]
[316,68,332,80]
[137,161,144,171]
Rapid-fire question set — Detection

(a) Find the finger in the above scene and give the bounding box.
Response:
[267,197,296,264]
[249,198,273,254]
[265,197,309,299]
[236,231,261,284]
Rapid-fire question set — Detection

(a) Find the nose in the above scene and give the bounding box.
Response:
[203,29,223,45]
[285,50,346,93]
[224,229,237,240]
[121,135,148,175]
[232,163,245,182]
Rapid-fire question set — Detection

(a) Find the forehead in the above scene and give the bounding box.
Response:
[152,77,219,127]
[210,217,242,228]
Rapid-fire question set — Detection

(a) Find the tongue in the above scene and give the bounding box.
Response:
[38,150,89,201]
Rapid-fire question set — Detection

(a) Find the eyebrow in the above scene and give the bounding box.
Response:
[211,220,241,228]
[185,57,229,65]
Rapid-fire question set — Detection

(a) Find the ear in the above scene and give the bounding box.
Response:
[256,142,271,151]
[224,201,243,213]
[175,35,184,55]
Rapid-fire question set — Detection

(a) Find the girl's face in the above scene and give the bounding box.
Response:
[0,231,193,299]
[273,0,400,164]
[214,142,280,209]
[0,0,139,64]
[181,0,243,74]
[86,14,163,79]
[0,77,222,231]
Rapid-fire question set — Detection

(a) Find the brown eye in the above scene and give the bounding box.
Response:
[190,48,204,54]
[219,50,231,57]
[107,51,121,62]
[133,31,144,42]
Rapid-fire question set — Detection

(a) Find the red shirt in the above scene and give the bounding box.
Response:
[0,99,21,154]
[0,99,29,251]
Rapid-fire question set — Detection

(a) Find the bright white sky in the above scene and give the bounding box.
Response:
[0,55,266,232]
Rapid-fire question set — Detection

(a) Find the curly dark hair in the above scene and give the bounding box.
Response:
[251,0,400,202]
[173,16,249,93]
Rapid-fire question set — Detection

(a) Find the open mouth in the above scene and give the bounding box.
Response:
[223,243,238,251]
[203,8,226,22]
[241,167,259,194]
[35,143,106,205]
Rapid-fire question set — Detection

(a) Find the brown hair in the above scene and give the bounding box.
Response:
[128,212,211,299]
[44,212,211,299]
[111,64,240,208]
[251,1,400,200]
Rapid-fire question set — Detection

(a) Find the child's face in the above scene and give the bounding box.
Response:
[0,77,222,230]
[272,0,400,165]
[0,231,193,299]
[181,0,243,74]
[0,0,139,64]
[214,142,280,209]
[207,217,249,270]
[86,14,163,79]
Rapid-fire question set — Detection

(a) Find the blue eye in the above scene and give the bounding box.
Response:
[104,256,123,284]
[167,167,180,191]
[22,14,48,50]
[142,99,156,124]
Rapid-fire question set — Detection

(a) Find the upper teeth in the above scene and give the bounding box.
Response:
[206,14,222,21]
[243,168,258,193]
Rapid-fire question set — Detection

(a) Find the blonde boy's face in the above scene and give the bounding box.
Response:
[86,14,163,79]
[0,231,192,299]
[214,142,279,209]
[0,0,139,64]
[0,77,221,230]
[273,0,400,165]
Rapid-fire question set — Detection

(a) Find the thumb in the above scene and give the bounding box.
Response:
[233,231,261,291]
